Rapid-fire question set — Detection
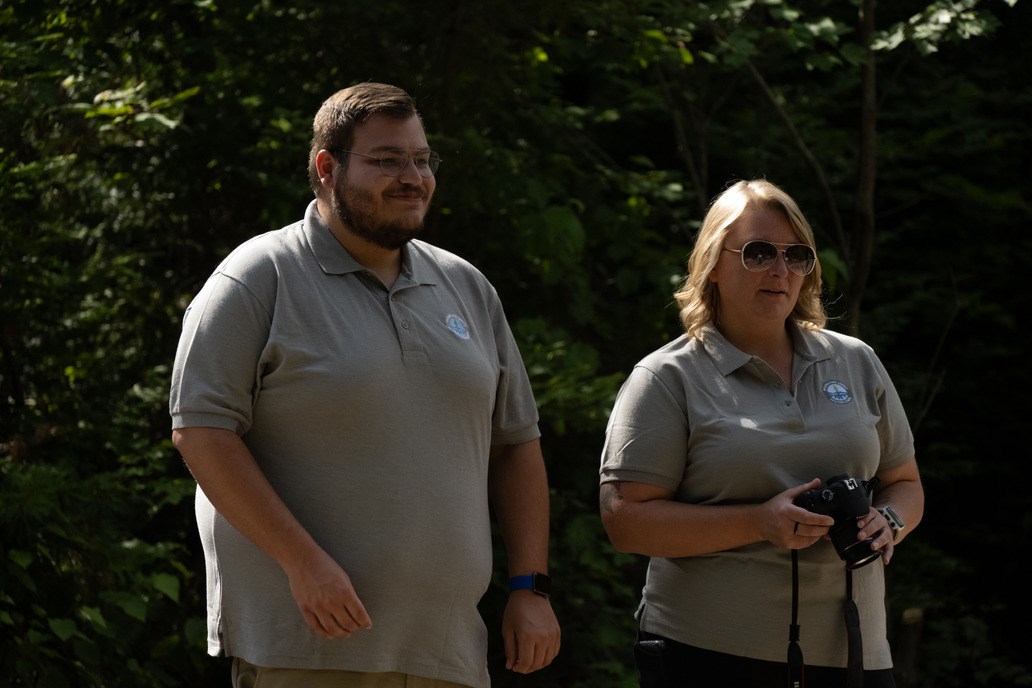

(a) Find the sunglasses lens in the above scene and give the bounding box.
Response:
[784,245,816,274]
[741,241,778,270]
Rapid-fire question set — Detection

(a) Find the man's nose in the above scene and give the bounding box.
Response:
[396,157,423,181]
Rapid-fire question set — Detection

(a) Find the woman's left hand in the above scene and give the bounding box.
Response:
[856,508,896,565]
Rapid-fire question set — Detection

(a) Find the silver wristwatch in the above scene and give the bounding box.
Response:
[877,505,905,541]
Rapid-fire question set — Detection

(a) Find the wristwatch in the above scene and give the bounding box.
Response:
[509,572,552,598]
[877,505,905,541]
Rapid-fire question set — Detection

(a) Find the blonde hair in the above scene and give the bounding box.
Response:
[673,179,827,337]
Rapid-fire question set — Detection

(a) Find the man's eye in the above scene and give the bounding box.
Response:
[380,157,403,167]
[414,157,431,167]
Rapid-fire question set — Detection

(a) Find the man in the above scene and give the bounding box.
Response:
[170,82,560,688]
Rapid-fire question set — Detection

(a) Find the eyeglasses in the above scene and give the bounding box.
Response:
[331,148,441,177]
[722,240,816,276]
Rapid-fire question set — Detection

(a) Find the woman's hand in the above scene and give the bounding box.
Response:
[763,479,835,550]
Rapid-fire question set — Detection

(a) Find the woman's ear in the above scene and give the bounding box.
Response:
[708,261,720,283]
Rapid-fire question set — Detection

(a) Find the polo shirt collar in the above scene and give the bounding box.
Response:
[700,321,831,377]
[301,200,436,285]
[397,241,438,286]
[700,325,752,376]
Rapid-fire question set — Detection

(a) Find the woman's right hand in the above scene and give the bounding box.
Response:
[764,478,835,549]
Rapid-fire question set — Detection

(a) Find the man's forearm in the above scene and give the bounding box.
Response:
[488,438,551,575]
[172,426,322,571]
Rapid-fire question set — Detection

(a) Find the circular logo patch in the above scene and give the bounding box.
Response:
[823,380,852,404]
[445,313,471,340]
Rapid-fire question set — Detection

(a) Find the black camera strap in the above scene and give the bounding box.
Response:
[844,570,863,688]
[788,550,804,688]
[787,553,866,688]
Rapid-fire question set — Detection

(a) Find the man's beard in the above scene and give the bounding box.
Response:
[332,178,425,250]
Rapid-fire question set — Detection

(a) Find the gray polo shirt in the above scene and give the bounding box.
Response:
[600,323,914,669]
[170,201,540,687]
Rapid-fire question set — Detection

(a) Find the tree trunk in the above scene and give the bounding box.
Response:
[847,0,879,336]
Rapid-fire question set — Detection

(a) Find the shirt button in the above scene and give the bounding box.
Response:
[390,295,398,301]
[401,321,409,329]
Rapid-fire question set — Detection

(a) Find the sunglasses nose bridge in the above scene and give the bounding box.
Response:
[767,249,792,275]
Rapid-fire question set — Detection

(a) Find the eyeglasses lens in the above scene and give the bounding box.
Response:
[381,151,441,177]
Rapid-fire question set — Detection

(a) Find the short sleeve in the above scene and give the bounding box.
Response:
[600,364,690,492]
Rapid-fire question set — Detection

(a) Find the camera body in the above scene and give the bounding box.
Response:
[793,474,880,570]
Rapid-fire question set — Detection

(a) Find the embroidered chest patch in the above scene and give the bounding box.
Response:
[445,313,471,340]
[822,380,853,404]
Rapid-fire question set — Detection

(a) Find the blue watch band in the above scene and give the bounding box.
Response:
[509,574,535,591]
[509,572,551,597]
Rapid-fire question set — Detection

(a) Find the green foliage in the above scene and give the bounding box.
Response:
[0,411,201,687]
[515,317,626,436]
[2,0,1030,686]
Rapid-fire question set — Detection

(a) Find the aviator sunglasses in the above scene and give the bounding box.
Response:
[722,240,816,276]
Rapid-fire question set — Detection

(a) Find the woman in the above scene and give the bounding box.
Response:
[599,179,923,687]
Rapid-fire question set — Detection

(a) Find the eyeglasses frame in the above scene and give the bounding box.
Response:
[330,148,441,178]
[722,240,817,276]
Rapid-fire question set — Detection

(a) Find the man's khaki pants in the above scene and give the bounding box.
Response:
[231,658,474,688]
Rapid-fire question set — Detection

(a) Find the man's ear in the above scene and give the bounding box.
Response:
[316,149,337,185]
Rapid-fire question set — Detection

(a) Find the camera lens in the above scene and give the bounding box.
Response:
[830,524,881,570]
[841,539,880,570]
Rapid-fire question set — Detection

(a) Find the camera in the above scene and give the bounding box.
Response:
[793,474,880,570]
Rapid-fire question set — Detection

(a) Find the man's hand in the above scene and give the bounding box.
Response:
[284,548,372,639]
[501,590,560,673]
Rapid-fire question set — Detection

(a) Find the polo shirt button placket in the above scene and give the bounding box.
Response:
[389,296,425,358]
